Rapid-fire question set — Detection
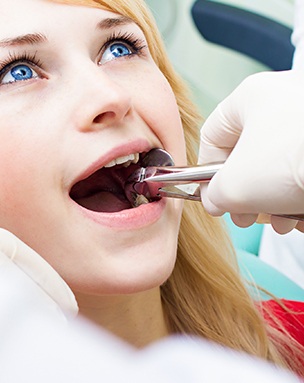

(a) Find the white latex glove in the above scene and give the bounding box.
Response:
[199,70,304,234]
[291,0,304,70]
[0,228,78,319]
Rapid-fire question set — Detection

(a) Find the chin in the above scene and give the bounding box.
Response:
[50,197,182,295]
[64,239,178,296]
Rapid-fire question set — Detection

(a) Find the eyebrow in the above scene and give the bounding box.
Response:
[0,16,135,49]
[96,16,135,30]
[0,33,47,48]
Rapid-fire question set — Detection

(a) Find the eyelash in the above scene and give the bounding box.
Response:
[102,31,147,59]
[0,51,43,79]
[0,31,147,84]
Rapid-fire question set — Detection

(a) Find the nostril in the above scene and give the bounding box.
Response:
[92,111,116,125]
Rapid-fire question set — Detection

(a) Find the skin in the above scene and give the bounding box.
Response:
[0,0,187,346]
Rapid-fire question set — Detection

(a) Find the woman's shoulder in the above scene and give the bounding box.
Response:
[261,299,304,346]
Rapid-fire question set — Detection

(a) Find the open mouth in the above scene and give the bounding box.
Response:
[69,152,160,213]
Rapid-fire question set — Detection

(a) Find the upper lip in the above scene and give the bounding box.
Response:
[68,141,156,192]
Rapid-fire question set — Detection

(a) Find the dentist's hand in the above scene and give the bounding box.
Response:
[0,228,78,318]
[199,70,304,234]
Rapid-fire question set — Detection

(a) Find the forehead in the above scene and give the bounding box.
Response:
[0,0,133,38]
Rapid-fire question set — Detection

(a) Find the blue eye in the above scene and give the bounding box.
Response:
[1,64,38,84]
[100,42,132,64]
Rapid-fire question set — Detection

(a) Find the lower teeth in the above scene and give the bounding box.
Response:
[132,194,150,208]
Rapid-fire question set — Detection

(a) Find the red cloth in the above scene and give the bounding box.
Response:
[261,299,304,347]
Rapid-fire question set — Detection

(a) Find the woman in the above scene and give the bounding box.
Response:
[0,0,303,376]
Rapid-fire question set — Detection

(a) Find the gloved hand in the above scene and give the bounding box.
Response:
[0,228,78,318]
[199,70,304,234]
[291,0,304,70]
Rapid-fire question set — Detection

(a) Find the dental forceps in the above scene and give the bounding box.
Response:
[125,148,219,202]
[133,162,222,201]
[126,148,304,222]
[132,164,304,221]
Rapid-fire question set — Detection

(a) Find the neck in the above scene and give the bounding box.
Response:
[74,287,169,348]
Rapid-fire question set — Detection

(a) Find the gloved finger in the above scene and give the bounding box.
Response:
[270,216,298,234]
[198,96,243,165]
[0,228,52,278]
[230,213,258,228]
[295,220,304,233]
[199,183,225,216]
[0,228,78,317]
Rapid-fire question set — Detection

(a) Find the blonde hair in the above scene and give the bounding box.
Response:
[54,0,304,375]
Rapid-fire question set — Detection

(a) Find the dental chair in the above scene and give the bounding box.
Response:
[191,0,304,300]
[191,0,294,71]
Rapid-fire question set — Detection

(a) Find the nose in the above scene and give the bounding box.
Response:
[67,62,132,132]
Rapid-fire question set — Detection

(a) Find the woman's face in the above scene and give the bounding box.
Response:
[0,0,186,294]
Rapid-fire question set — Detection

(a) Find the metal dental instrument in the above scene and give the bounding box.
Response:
[131,162,222,201]
[126,148,222,201]
[126,148,304,222]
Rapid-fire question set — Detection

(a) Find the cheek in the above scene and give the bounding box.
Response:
[0,124,48,229]
[0,153,37,224]
[160,85,186,164]
[133,68,187,164]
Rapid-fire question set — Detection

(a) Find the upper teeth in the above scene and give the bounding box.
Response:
[104,153,140,168]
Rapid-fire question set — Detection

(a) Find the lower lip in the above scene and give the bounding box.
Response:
[72,198,167,231]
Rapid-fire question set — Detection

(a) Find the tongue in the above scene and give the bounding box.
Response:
[76,191,132,213]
